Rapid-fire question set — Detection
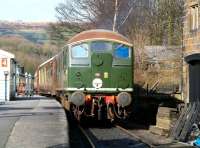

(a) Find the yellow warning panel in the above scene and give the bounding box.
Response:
[104,72,108,78]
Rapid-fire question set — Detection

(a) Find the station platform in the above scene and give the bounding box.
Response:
[0,96,69,148]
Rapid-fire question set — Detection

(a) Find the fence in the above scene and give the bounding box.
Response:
[135,46,182,95]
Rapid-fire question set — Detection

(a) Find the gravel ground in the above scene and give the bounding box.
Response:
[116,122,195,148]
[84,126,150,148]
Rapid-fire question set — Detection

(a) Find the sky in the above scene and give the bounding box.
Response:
[0,0,65,22]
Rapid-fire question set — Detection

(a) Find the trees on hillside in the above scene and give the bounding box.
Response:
[149,0,185,45]
[47,23,83,46]
[0,36,58,74]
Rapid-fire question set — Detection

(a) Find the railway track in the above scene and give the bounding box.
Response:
[115,125,154,147]
[60,97,153,148]
[79,123,152,148]
[61,99,192,148]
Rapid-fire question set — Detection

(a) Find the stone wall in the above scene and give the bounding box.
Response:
[183,0,200,103]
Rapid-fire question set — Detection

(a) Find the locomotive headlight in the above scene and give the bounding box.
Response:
[117,92,132,107]
[92,78,103,89]
[69,92,85,106]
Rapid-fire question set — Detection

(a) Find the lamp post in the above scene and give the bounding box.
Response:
[4,71,9,101]
[16,70,19,96]
[28,73,32,96]
[25,72,28,96]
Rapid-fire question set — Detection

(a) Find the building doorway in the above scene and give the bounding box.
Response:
[185,53,200,102]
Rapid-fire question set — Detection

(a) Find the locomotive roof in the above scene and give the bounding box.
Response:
[68,29,133,46]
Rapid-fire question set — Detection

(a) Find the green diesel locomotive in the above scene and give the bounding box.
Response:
[35,29,133,121]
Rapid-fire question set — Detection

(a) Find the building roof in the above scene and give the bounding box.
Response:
[67,29,133,46]
[0,49,14,58]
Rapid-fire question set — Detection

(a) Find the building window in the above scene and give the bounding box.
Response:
[1,58,7,67]
[190,4,199,30]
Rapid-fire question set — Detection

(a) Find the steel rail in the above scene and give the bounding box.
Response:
[115,125,154,148]
[78,125,96,148]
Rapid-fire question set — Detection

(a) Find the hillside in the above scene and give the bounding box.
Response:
[0,21,60,74]
[0,21,50,44]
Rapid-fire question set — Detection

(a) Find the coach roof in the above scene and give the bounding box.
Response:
[68,29,133,46]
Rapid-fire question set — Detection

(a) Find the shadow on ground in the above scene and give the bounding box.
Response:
[65,110,92,148]
[11,95,48,101]
[124,84,182,130]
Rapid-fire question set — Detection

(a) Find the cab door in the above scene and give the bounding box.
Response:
[90,41,113,89]
[91,53,112,88]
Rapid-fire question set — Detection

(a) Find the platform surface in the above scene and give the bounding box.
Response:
[0,97,69,148]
